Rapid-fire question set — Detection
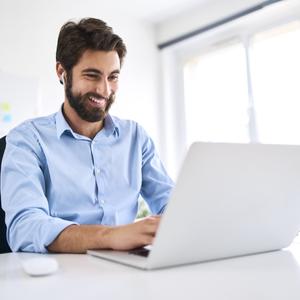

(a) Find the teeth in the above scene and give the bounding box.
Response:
[89,96,102,104]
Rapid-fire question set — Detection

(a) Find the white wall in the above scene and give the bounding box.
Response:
[0,0,162,152]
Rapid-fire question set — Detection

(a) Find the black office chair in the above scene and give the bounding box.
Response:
[0,136,11,253]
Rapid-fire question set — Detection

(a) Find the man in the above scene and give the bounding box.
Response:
[0,18,173,253]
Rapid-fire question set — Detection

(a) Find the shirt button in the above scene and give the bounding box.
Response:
[95,168,100,174]
[101,199,105,205]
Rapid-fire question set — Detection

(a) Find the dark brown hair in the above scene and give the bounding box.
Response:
[56,18,127,72]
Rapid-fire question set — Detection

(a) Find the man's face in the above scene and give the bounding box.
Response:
[65,50,121,122]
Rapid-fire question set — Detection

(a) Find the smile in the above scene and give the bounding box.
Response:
[88,96,105,104]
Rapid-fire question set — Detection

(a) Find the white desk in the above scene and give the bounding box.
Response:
[2,242,300,300]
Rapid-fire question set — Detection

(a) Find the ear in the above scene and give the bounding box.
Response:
[56,62,65,85]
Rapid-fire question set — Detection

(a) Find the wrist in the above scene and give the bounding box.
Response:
[97,225,114,249]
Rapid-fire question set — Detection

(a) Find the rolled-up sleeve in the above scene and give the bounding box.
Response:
[0,124,77,253]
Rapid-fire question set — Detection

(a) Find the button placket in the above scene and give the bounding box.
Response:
[90,141,100,205]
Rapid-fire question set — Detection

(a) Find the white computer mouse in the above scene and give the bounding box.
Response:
[21,256,59,277]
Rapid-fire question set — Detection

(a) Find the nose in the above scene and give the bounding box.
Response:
[97,78,111,99]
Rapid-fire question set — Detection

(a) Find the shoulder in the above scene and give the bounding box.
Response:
[6,113,56,146]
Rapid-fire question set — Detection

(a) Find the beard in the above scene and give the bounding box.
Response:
[65,72,115,123]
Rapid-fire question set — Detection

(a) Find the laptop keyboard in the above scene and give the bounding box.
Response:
[128,247,150,257]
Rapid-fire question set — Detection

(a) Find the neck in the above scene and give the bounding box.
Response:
[62,100,104,139]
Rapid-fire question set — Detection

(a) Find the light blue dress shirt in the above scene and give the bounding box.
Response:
[0,108,174,253]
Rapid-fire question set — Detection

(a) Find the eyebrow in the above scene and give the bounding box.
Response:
[82,68,120,75]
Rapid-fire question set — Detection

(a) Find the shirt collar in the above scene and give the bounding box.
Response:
[55,106,75,139]
[55,106,120,139]
[103,114,120,138]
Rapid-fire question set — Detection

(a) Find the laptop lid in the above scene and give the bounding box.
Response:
[89,142,300,269]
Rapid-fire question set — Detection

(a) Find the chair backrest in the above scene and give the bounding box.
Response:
[0,136,11,253]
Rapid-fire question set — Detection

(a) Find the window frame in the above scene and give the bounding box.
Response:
[159,1,300,178]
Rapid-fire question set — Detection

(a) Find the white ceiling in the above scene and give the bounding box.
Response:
[108,0,211,23]
[106,0,269,24]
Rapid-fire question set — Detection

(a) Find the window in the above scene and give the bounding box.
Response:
[184,41,249,146]
[160,2,300,177]
[251,22,300,144]
[183,21,300,147]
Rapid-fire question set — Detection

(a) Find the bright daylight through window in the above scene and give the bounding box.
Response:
[251,22,300,144]
[183,21,300,147]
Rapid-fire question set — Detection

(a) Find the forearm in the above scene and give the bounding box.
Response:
[47,224,112,253]
[47,216,161,254]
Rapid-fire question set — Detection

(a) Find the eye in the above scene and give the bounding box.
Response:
[109,74,119,82]
[84,73,99,80]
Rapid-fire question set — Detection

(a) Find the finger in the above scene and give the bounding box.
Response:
[141,235,155,245]
[150,214,160,218]
[148,215,161,220]
[145,216,161,225]
[143,220,161,235]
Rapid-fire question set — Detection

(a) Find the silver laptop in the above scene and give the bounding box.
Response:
[88,142,300,270]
